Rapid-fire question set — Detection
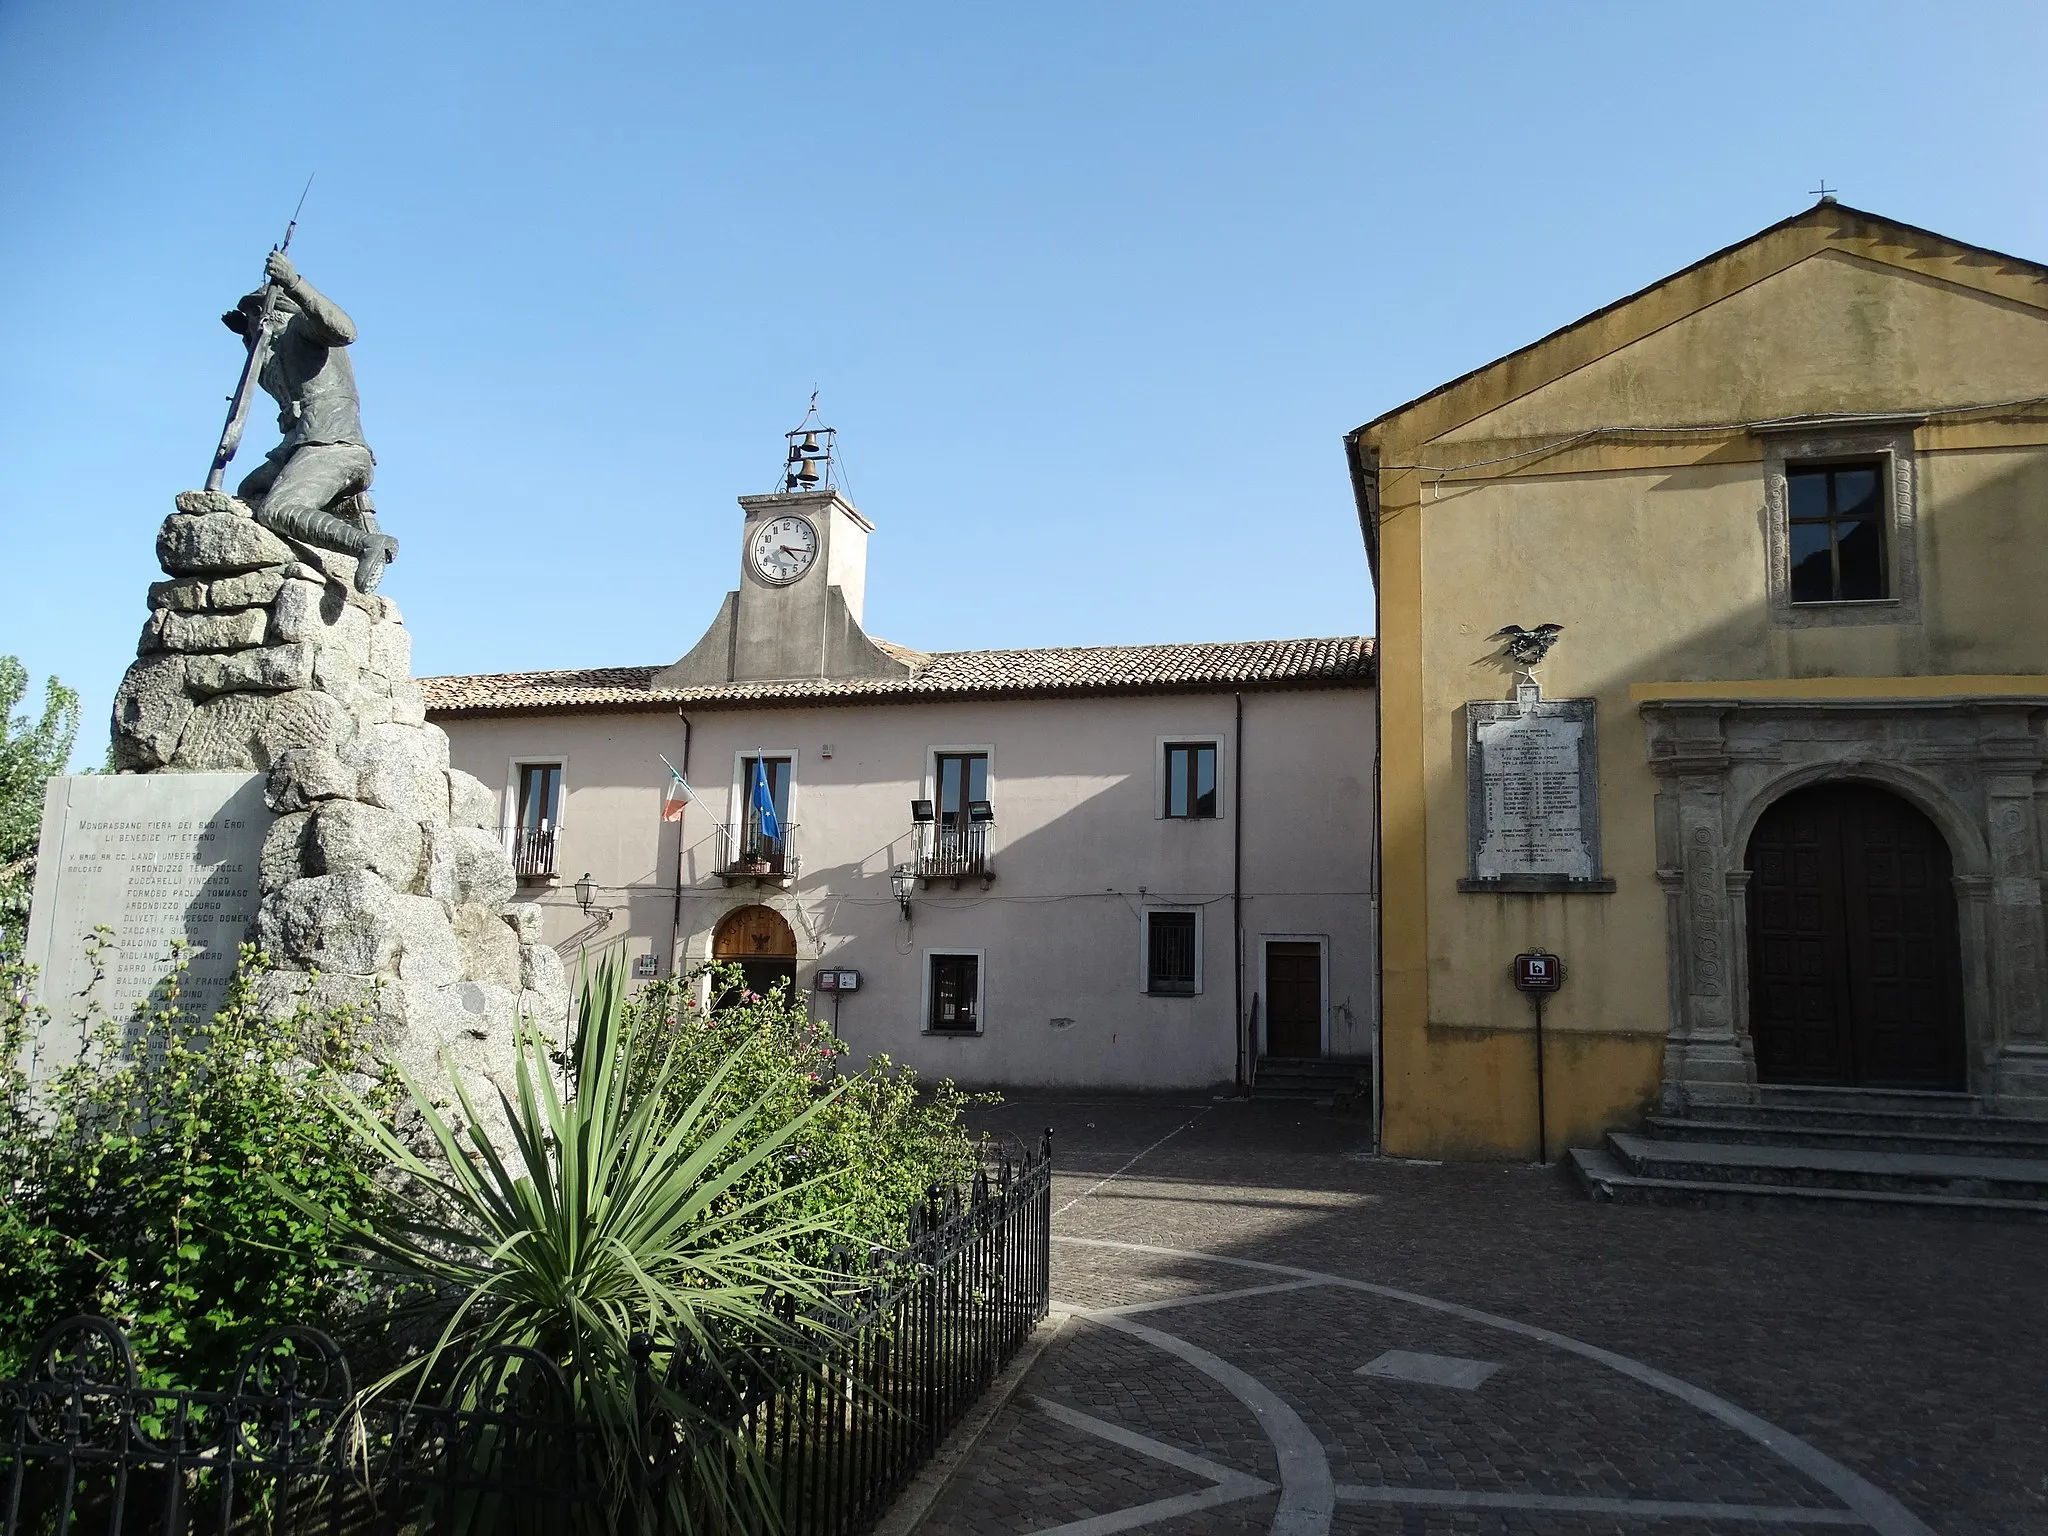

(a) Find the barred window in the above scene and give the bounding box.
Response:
[1146,911,1197,995]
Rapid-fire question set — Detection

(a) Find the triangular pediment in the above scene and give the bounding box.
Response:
[1359,205,2048,454]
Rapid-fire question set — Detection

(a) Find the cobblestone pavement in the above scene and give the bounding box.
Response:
[920,1097,2048,1536]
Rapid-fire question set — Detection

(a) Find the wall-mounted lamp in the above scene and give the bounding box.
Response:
[967,799,995,824]
[889,863,916,919]
[575,873,598,914]
[909,799,934,824]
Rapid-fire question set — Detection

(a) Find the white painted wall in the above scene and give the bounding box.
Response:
[436,687,1375,1091]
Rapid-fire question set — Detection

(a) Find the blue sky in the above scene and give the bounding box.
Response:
[3,2,2044,764]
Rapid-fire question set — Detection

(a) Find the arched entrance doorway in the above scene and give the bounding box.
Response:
[711,904,798,1005]
[1745,782,1965,1089]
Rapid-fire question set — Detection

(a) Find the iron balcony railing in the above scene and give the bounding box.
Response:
[720,831,800,880]
[0,1136,1053,1536]
[509,824,558,879]
[917,821,992,881]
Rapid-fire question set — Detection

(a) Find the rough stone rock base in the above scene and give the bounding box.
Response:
[113,492,568,1149]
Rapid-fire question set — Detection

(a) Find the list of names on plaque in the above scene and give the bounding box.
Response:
[1466,694,1600,884]
[23,774,271,1077]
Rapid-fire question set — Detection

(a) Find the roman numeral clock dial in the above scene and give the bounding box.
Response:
[749,515,818,585]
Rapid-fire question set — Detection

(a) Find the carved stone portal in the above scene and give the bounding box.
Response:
[1642,697,2048,1116]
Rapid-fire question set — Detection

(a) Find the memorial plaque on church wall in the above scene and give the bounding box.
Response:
[23,773,271,1082]
[1461,686,1612,893]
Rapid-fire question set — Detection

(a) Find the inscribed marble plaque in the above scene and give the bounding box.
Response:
[23,773,271,1083]
[1464,688,1603,888]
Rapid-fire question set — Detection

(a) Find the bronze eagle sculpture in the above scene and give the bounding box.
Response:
[1490,623,1564,667]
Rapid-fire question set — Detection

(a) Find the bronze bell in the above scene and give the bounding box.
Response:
[799,431,820,453]
[795,459,821,487]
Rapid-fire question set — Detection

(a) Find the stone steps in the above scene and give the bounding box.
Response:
[1567,1146,2048,1220]
[1251,1057,1371,1103]
[1641,1113,2048,1160]
[1570,1086,2048,1218]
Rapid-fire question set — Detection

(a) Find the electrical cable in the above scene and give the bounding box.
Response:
[1376,394,2048,478]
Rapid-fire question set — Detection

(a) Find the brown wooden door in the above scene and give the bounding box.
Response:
[712,905,798,1008]
[1745,783,1964,1089]
[1264,942,1323,1058]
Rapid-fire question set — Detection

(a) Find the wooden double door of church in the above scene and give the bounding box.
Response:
[1745,783,1965,1090]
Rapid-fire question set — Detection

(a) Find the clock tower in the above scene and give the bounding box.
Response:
[657,421,911,686]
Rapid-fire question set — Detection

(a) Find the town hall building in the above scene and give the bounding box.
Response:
[422,434,1377,1094]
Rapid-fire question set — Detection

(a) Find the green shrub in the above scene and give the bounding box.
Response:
[622,963,990,1260]
[302,951,862,1533]
[0,937,397,1384]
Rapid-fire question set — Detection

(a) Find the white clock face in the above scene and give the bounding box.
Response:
[749,515,818,584]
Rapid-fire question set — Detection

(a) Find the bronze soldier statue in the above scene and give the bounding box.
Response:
[219,251,399,594]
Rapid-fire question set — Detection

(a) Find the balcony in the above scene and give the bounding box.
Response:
[510,825,558,881]
[917,821,993,885]
[720,833,801,888]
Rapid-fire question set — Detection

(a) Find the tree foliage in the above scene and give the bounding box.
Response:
[0,655,80,949]
[623,964,988,1260]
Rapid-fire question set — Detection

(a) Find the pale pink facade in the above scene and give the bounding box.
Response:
[425,483,1376,1093]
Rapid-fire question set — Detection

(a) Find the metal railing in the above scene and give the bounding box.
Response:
[509,825,558,880]
[916,822,991,881]
[720,832,799,880]
[0,1136,1052,1535]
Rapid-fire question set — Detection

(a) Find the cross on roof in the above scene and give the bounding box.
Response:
[1811,179,1837,203]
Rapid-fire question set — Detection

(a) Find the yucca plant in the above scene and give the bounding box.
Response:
[303,950,854,1533]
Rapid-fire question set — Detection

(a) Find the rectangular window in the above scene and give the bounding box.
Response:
[1163,742,1219,819]
[1146,911,1198,995]
[927,952,981,1032]
[929,751,992,875]
[737,755,793,873]
[1787,461,1887,603]
[512,762,561,878]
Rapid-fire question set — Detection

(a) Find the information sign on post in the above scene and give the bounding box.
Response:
[1512,948,1563,1163]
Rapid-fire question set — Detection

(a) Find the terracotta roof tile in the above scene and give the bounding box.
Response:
[422,636,1375,717]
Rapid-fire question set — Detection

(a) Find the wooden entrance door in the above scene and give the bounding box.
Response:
[1264,942,1323,1058]
[1745,783,1964,1089]
[712,904,797,1004]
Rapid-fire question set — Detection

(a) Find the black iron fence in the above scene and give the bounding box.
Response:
[0,1136,1051,1535]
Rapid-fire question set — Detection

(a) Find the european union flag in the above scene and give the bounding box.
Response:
[750,758,782,841]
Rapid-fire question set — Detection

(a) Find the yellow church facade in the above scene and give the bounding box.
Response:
[1348,202,2048,1159]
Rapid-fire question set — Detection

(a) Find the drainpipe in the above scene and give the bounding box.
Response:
[670,709,691,977]
[1346,431,1386,1155]
[1234,691,1246,1094]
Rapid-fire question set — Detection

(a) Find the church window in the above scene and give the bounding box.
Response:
[1788,461,1887,603]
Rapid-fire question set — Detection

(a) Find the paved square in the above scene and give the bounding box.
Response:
[1354,1349,1501,1391]
[911,1098,2048,1536]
